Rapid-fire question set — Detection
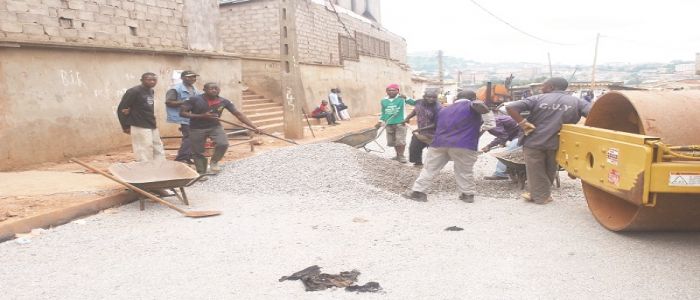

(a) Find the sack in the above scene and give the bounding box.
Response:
[413,132,434,144]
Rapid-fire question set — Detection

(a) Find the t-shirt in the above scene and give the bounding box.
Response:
[379,96,416,125]
[117,85,156,130]
[181,95,237,129]
[413,100,441,135]
[507,91,591,150]
[430,100,482,150]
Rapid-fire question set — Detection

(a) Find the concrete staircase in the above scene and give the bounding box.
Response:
[240,90,284,133]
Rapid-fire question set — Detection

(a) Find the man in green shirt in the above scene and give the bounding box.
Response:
[374,83,416,163]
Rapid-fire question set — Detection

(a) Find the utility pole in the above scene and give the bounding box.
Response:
[437,50,444,92]
[591,33,600,90]
[547,52,553,77]
[279,0,304,139]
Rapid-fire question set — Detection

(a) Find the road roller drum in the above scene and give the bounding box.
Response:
[558,91,700,231]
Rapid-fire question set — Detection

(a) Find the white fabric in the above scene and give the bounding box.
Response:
[480,111,495,132]
[130,126,165,162]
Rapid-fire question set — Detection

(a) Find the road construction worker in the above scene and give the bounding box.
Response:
[403,90,489,203]
[374,83,416,163]
[180,82,261,178]
[506,77,591,205]
[165,70,199,165]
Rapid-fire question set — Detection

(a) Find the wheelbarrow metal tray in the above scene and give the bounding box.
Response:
[108,160,199,190]
[332,127,379,148]
[490,148,525,169]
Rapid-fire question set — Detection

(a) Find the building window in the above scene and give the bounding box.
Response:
[338,35,359,62]
[355,31,390,59]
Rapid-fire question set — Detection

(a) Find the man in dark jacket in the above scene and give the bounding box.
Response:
[117,72,165,162]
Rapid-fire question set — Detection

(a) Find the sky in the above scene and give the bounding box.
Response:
[380,0,700,65]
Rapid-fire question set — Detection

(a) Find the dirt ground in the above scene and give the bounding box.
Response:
[0,116,380,224]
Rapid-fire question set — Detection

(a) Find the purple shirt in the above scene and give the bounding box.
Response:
[414,100,441,134]
[430,100,482,150]
[485,115,521,149]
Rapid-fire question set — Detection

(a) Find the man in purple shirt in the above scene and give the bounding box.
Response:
[403,90,489,203]
[482,112,522,180]
[404,91,441,167]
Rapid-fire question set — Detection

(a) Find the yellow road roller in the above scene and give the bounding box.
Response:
[557,91,700,231]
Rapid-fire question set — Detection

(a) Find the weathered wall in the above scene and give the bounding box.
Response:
[295,0,406,65]
[218,0,405,65]
[299,56,412,116]
[0,0,220,50]
[0,46,241,170]
[219,0,279,58]
[241,58,283,104]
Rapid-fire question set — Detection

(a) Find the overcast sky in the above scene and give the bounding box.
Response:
[380,0,699,65]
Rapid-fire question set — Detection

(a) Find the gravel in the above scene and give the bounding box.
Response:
[1,134,699,299]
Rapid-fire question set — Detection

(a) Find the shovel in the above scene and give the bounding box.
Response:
[71,158,221,218]
[218,119,299,145]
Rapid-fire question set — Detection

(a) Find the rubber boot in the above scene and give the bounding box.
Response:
[193,156,208,175]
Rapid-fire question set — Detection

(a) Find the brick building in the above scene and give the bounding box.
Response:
[219,0,412,117]
[0,0,241,170]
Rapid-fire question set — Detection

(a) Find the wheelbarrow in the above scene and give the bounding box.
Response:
[332,127,387,153]
[490,148,560,190]
[108,160,204,211]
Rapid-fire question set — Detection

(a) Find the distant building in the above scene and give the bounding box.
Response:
[675,63,696,75]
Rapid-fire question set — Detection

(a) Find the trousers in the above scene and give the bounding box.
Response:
[408,135,429,164]
[174,124,192,162]
[190,125,229,174]
[130,126,165,162]
[523,146,558,202]
[412,147,478,195]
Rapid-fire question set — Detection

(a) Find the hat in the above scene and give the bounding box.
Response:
[386,83,400,90]
[181,70,198,77]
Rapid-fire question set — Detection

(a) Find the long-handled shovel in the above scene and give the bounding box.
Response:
[71,158,221,218]
[218,119,299,145]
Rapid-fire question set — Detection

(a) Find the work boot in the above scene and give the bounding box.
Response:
[484,175,509,180]
[209,161,222,173]
[521,192,532,202]
[459,193,475,203]
[397,156,408,163]
[193,157,208,175]
[402,190,427,202]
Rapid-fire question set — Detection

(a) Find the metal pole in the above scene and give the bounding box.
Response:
[591,33,600,90]
[438,50,444,93]
[279,0,305,139]
[548,52,553,77]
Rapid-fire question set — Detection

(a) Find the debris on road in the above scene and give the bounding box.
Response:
[279,265,381,293]
[445,226,464,231]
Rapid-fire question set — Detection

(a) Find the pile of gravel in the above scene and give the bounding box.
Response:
[199,142,457,197]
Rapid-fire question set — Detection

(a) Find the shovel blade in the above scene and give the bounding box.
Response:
[184,210,222,218]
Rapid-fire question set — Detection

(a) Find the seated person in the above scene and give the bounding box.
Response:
[311,100,338,125]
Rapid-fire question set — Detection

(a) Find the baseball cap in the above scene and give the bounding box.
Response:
[181,70,198,77]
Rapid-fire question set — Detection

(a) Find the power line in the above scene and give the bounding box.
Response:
[468,0,576,46]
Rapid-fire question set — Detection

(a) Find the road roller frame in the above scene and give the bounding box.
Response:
[558,124,700,208]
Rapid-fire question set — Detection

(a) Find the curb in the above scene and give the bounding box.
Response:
[0,191,138,243]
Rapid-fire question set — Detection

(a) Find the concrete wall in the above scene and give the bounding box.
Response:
[299,56,412,116]
[0,0,221,50]
[0,46,241,170]
[219,0,405,65]
[241,58,284,105]
[295,0,405,65]
[219,0,279,58]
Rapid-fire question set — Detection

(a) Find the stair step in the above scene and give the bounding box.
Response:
[242,102,282,110]
[242,94,265,100]
[241,98,274,105]
[247,111,283,121]
[242,106,282,114]
[252,116,284,127]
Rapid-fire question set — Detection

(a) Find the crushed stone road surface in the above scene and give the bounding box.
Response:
[1,136,699,299]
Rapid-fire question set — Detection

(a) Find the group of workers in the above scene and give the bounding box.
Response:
[117,71,590,205]
[378,77,591,205]
[117,71,261,181]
